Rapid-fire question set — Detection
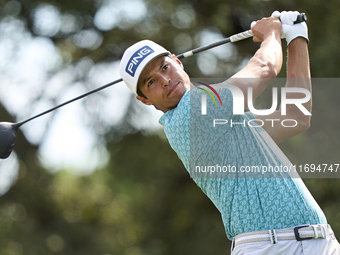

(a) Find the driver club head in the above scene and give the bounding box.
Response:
[0,122,19,159]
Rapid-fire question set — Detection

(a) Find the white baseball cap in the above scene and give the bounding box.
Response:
[119,40,170,94]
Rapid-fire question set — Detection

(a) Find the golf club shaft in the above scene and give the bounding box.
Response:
[14,31,252,127]
[177,13,306,59]
[15,13,307,127]
[176,30,253,59]
[16,79,123,127]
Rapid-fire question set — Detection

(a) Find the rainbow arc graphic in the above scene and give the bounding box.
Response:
[197,82,222,106]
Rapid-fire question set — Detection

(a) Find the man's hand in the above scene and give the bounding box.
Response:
[251,16,282,42]
[271,11,309,45]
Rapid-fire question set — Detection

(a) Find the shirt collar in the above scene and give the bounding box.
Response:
[159,90,190,126]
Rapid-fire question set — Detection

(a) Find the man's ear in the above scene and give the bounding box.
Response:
[136,95,153,106]
[171,54,184,69]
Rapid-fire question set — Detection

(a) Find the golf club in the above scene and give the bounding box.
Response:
[0,13,306,159]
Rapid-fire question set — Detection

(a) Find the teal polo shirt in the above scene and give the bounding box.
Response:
[159,86,327,240]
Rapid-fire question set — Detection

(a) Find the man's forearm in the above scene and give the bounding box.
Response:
[252,31,283,78]
[285,37,312,127]
[230,18,283,106]
[287,38,311,79]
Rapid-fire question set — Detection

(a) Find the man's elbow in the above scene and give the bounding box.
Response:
[296,116,311,134]
[286,107,311,134]
[301,118,311,132]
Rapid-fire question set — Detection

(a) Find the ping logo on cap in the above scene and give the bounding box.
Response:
[125,45,155,77]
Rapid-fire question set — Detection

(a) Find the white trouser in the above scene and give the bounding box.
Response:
[231,225,340,255]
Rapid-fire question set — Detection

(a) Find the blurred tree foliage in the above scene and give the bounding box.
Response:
[0,0,339,254]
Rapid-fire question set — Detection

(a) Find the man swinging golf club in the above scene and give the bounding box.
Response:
[119,11,340,254]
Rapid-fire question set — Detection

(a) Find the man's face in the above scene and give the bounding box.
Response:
[136,55,191,112]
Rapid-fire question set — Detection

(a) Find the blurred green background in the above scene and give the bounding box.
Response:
[0,0,339,254]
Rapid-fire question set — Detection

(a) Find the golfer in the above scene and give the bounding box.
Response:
[119,11,340,254]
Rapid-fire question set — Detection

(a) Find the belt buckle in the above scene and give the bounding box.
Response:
[320,225,328,239]
[294,225,313,241]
